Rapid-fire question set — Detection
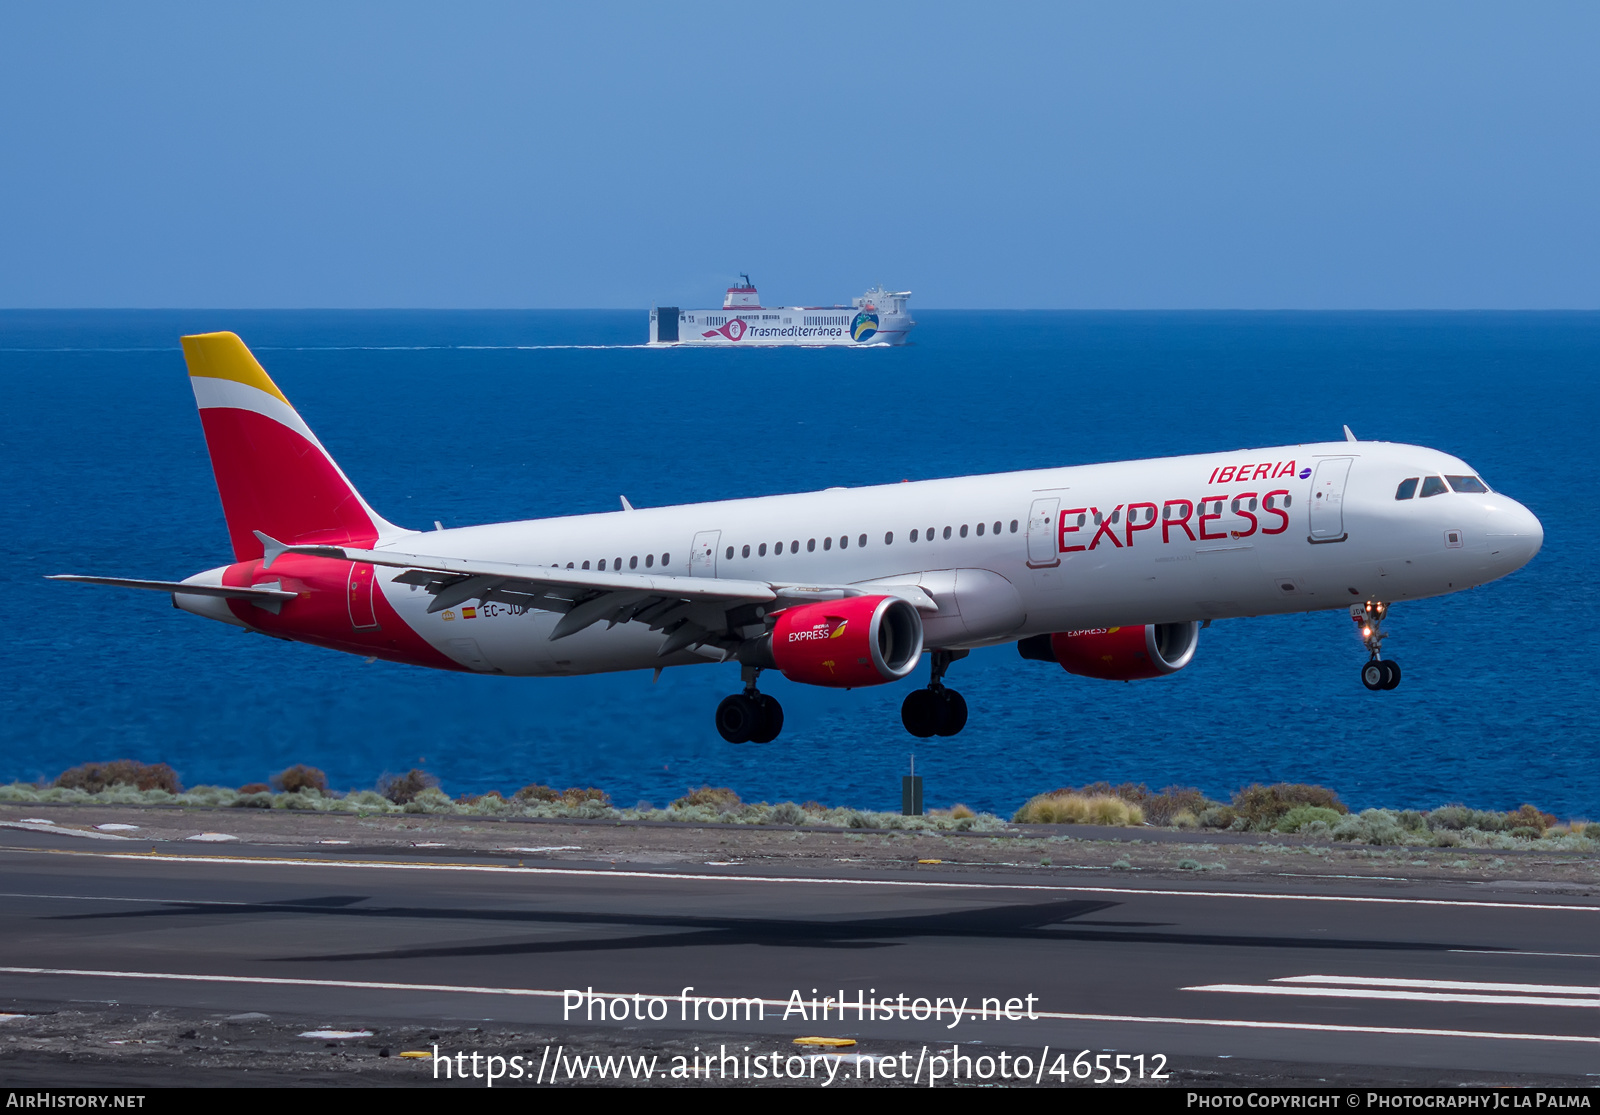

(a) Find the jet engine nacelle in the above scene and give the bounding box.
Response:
[769,594,925,688]
[1018,621,1200,681]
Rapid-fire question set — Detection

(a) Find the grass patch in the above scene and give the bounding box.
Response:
[1013,792,1145,826]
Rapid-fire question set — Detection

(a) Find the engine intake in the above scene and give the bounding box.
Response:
[1018,621,1200,681]
[768,595,924,688]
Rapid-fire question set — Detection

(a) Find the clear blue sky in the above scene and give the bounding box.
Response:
[1,2,1596,308]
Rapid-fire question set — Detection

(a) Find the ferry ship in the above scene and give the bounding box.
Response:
[649,276,914,346]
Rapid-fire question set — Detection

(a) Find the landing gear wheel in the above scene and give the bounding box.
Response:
[902,688,940,738]
[1361,660,1386,691]
[716,694,760,743]
[934,688,968,737]
[749,694,784,743]
[1380,660,1402,690]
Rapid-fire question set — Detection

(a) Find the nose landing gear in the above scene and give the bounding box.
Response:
[716,666,784,743]
[901,649,970,738]
[1354,602,1402,691]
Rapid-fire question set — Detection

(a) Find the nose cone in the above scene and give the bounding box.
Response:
[1485,498,1543,574]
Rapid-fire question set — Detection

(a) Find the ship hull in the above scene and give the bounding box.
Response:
[649,307,914,347]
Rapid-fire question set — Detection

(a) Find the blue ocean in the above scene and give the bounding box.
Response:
[1,311,1594,817]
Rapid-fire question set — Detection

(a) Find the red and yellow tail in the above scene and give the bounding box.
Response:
[181,332,399,561]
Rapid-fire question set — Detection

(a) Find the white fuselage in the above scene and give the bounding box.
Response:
[348,440,1541,676]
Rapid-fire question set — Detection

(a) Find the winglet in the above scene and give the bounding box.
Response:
[620,495,635,512]
[1343,425,1358,443]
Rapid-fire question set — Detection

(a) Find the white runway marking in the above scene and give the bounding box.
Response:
[1277,974,1600,995]
[0,822,131,841]
[22,847,1600,915]
[1186,983,1600,1009]
[0,966,1596,1045]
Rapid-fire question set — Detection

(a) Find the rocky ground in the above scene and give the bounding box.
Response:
[1,801,1597,888]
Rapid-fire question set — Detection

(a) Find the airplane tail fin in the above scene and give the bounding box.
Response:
[181,332,401,562]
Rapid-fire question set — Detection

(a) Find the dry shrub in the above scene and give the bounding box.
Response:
[458,790,505,805]
[673,786,742,810]
[237,783,271,795]
[1427,803,1557,835]
[1013,792,1144,826]
[513,783,611,807]
[271,765,328,795]
[950,804,976,820]
[1231,783,1347,831]
[55,761,182,795]
[381,769,438,805]
[1511,803,1557,834]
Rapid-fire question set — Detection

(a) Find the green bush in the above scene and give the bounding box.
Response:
[1276,805,1345,833]
[1332,809,1407,845]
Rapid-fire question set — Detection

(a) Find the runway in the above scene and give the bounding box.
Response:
[0,827,1596,1085]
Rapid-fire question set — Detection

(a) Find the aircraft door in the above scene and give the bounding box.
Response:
[690,530,720,577]
[1026,498,1060,568]
[347,562,379,629]
[1308,458,1353,543]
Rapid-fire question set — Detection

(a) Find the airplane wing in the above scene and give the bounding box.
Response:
[257,533,936,658]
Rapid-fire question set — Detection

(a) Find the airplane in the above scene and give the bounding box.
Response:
[51,332,1544,744]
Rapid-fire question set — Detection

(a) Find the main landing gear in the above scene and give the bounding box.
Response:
[1354,602,1402,691]
[901,649,970,738]
[716,666,784,743]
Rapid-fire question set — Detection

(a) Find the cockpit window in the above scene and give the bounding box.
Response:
[1446,475,1489,494]
[1419,476,1448,498]
[1395,478,1419,500]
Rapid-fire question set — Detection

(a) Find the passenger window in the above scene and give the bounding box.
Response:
[1446,475,1489,494]
[824,537,832,551]
[758,543,767,557]
[725,546,734,560]
[1420,476,1448,498]
[1009,520,1018,532]
[884,531,894,545]
[598,559,606,571]
[645,554,654,568]
[807,539,816,552]
[943,526,952,540]
[566,562,574,569]
[582,561,590,570]
[629,556,638,569]
[993,521,1001,535]
[959,524,968,538]
[858,533,866,548]
[926,526,935,539]
[614,557,622,569]
[662,553,670,565]
[839,535,848,549]
[741,544,750,558]
[790,540,798,552]
[976,522,985,536]
[1395,478,1419,500]
[1111,509,1121,524]
[910,529,919,542]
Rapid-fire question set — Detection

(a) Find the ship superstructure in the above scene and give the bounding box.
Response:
[650,275,914,346]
